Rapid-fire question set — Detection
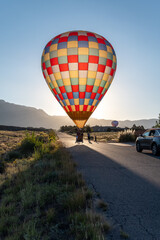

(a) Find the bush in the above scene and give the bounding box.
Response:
[0,159,5,173]
[118,130,136,142]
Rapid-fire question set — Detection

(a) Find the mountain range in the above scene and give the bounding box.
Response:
[0,100,158,130]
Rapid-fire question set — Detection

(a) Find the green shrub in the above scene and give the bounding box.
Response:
[118,130,136,142]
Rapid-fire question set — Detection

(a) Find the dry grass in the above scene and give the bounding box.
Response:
[83,132,119,142]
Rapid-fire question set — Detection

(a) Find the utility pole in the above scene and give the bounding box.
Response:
[159,113,160,125]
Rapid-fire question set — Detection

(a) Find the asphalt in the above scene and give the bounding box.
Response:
[58,132,160,240]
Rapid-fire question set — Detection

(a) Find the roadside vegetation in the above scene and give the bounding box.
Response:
[0,130,110,240]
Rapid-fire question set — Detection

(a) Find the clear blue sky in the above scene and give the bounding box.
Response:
[0,0,160,120]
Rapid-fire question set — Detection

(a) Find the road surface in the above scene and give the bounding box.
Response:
[58,132,160,240]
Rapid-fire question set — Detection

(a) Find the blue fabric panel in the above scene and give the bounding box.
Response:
[73,92,79,99]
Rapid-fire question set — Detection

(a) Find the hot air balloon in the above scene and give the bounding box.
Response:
[41,31,117,128]
[111,120,119,127]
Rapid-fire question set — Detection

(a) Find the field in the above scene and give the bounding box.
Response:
[0,130,110,240]
[83,132,119,142]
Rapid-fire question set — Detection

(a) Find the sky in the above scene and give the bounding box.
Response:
[0,0,160,121]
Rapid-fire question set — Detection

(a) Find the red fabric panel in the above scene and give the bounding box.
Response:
[86,85,93,92]
[67,92,73,99]
[97,64,105,72]
[78,36,88,41]
[59,64,69,71]
[46,41,52,47]
[58,37,68,42]
[52,88,58,95]
[68,55,78,63]
[106,59,113,67]
[47,67,53,75]
[59,93,63,100]
[69,32,78,36]
[87,32,95,37]
[97,87,103,94]
[72,85,79,92]
[50,57,58,66]
[79,92,85,98]
[98,94,103,100]
[89,55,99,64]
[68,105,72,112]
[75,105,79,111]
[97,38,105,44]
[90,106,94,112]
[90,92,96,99]
[83,105,88,111]
[59,86,66,93]
[78,62,88,70]
[110,68,114,76]
[42,62,46,70]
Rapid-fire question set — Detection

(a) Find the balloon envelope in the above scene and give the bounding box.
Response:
[41,31,117,128]
[111,120,119,127]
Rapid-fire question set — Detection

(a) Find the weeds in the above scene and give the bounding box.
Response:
[118,130,135,142]
[0,130,109,240]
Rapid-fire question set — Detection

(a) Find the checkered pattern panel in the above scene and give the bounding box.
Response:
[42,30,117,114]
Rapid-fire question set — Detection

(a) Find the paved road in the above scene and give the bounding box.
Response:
[58,132,160,240]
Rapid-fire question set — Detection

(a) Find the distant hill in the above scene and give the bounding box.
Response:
[0,100,158,130]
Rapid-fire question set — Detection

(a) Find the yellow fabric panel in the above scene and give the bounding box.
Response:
[44,53,50,61]
[84,99,90,105]
[78,48,89,55]
[65,106,69,112]
[88,42,98,49]
[88,71,97,78]
[71,106,76,111]
[92,106,96,112]
[60,100,64,106]
[48,83,52,91]
[99,50,107,58]
[52,80,58,88]
[70,70,78,78]
[54,72,61,80]
[102,73,109,81]
[79,105,83,111]
[93,99,97,106]
[42,49,45,56]
[74,99,79,105]
[94,79,101,86]
[67,41,78,48]
[79,78,87,85]
[58,49,67,57]
[104,81,110,89]
[113,55,116,63]
[87,106,91,111]
[107,46,113,53]
[65,99,70,106]
[50,44,58,51]
[63,78,71,86]
[46,75,51,83]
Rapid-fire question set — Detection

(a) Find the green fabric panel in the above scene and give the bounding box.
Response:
[45,60,51,68]
[50,51,57,58]
[112,62,116,70]
[89,48,99,56]
[107,52,113,60]
[92,86,99,93]
[58,56,68,64]
[49,82,54,89]
[67,48,78,55]
[100,80,106,88]
[87,78,95,85]
[99,57,107,65]
[78,55,88,63]
[56,79,64,87]
[102,88,106,95]
[79,85,86,92]
[55,87,60,94]
[65,85,72,92]
[71,78,78,85]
